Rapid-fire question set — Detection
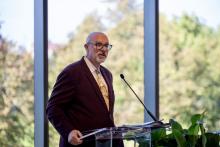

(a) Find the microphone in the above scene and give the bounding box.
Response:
[120,74,159,122]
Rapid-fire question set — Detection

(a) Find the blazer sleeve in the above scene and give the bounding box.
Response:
[46,68,78,140]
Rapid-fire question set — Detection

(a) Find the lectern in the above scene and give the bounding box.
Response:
[81,121,169,147]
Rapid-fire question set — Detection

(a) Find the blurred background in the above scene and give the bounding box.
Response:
[0,0,220,146]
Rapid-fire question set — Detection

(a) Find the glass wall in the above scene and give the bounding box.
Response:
[0,0,34,146]
[159,0,220,131]
[48,0,144,146]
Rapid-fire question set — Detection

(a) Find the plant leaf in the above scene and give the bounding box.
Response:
[172,129,187,147]
[151,128,166,141]
[186,135,199,147]
[190,111,205,125]
[188,124,199,135]
[199,124,207,147]
[170,119,183,132]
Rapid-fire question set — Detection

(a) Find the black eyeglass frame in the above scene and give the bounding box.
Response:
[87,41,113,50]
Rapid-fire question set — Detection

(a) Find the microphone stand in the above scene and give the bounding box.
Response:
[120,74,160,123]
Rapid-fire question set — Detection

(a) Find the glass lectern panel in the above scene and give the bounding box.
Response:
[80,122,168,147]
[95,126,151,147]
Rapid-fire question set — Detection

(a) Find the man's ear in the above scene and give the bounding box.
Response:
[84,44,88,51]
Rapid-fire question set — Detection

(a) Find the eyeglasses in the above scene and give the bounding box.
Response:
[88,41,112,50]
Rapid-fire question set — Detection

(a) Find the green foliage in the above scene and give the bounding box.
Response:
[160,13,220,130]
[0,25,34,146]
[142,113,220,147]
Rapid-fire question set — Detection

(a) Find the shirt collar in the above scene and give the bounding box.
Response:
[84,56,99,73]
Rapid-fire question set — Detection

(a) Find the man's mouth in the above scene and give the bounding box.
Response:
[98,54,106,58]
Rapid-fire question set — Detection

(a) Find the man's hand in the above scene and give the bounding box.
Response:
[68,130,83,145]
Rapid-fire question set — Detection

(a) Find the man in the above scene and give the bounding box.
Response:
[46,32,123,147]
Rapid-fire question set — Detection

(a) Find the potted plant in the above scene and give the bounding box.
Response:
[137,112,220,147]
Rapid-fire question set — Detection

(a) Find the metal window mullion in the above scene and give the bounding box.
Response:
[144,0,159,122]
[34,0,48,146]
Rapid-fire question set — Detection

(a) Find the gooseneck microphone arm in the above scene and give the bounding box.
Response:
[120,74,159,122]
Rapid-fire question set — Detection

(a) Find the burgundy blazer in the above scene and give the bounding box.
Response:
[46,57,117,147]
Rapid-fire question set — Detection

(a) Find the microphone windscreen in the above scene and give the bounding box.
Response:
[120,74,124,79]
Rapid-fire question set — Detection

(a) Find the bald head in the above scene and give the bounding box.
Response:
[85,32,108,44]
[84,32,110,68]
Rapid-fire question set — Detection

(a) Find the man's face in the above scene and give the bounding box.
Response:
[85,33,111,66]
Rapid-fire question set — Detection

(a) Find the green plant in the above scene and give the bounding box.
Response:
[138,112,220,147]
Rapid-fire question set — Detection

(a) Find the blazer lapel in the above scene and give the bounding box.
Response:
[80,58,110,112]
